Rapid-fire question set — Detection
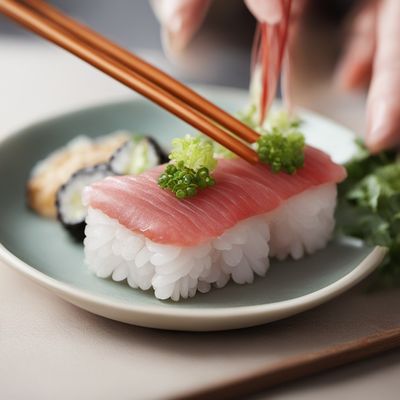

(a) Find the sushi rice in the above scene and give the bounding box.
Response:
[84,183,336,301]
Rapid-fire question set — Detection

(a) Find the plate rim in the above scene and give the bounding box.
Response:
[0,86,387,326]
[0,241,387,318]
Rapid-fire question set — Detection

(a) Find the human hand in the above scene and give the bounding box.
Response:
[149,0,211,55]
[150,0,285,54]
[151,0,400,153]
[337,0,400,153]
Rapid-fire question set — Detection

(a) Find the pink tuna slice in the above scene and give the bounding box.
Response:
[84,146,346,247]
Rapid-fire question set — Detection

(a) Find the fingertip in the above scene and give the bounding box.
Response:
[366,104,400,153]
[365,132,386,153]
[245,0,282,24]
[160,27,188,57]
[151,0,211,57]
[366,126,400,153]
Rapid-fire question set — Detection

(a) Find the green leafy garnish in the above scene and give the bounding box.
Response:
[336,140,400,288]
[158,135,217,199]
[339,138,397,193]
[169,135,217,172]
[158,163,215,199]
[238,106,305,174]
[256,129,305,174]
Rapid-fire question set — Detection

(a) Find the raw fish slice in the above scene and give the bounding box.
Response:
[84,146,346,247]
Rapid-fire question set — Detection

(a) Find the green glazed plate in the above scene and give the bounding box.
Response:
[0,86,386,331]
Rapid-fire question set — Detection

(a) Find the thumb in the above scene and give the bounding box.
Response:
[150,0,211,56]
[244,0,283,24]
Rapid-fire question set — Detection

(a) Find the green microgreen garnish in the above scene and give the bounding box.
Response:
[158,162,215,199]
[256,128,305,174]
[158,135,217,199]
[238,106,305,174]
[169,135,217,172]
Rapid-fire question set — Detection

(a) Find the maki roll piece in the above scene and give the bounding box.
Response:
[56,164,114,241]
[109,136,168,175]
[27,132,129,218]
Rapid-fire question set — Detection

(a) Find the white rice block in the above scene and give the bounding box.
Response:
[267,184,337,260]
[84,183,337,301]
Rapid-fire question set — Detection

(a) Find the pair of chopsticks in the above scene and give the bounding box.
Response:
[0,0,260,163]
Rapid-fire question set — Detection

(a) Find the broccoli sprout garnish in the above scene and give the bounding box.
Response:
[158,135,217,199]
[256,128,305,174]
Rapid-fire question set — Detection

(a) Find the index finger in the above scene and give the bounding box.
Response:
[366,0,400,152]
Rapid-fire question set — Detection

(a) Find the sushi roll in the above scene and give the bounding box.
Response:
[83,146,347,301]
[109,136,168,175]
[27,131,129,218]
[56,164,114,241]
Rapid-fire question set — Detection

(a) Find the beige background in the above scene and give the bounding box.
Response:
[1,40,400,400]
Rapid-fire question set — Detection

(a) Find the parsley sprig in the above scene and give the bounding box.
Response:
[336,140,400,288]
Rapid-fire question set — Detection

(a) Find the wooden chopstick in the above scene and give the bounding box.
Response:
[23,0,260,145]
[0,0,259,164]
[177,327,400,400]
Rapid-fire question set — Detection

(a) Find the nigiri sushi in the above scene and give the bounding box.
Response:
[83,145,346,301]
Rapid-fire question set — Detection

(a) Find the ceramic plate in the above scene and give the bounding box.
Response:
[0,86,386,331]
